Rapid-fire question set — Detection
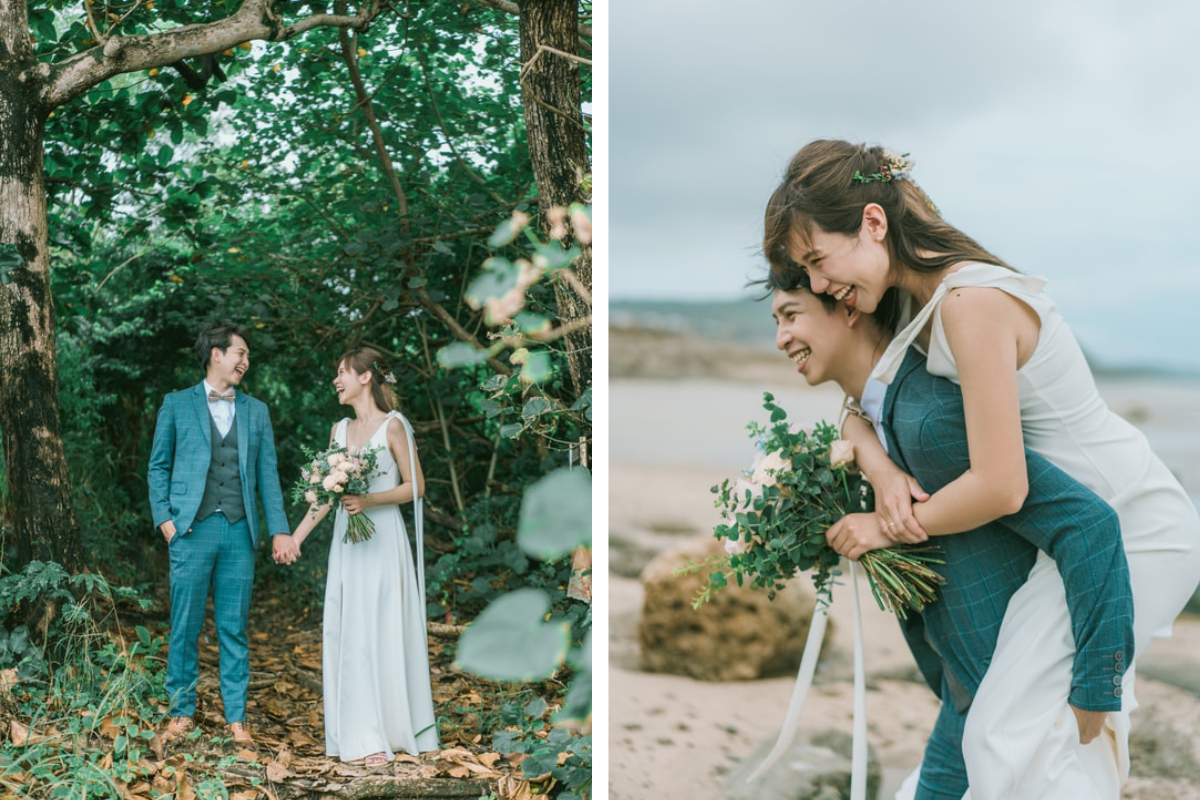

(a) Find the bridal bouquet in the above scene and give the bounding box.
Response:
[292,445,382,544]
[690,393,945,618]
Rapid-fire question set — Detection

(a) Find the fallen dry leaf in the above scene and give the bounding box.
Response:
[266,760,292,782]
[176,770,196,800]
[478,752,502,768]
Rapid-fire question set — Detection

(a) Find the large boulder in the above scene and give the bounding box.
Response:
[638,534,827,681]
[723,729,881,800]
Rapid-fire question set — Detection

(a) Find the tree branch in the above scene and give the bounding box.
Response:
[470,0,592,52]
[336,22,410,220]
[43,0,383,108]
[414,287,513,376]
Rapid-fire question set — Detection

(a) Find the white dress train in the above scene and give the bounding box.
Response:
[323,411,439,761]
[874,263,1200,799]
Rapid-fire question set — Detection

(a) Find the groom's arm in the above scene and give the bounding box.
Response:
[148,394,177,530]
[909,392,1134,714]
[254,403,291,537]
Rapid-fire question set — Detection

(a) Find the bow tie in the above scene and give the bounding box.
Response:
[208,389,236,402]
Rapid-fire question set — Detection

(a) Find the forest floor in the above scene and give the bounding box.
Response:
[0,581,570,800]
[135,588,556,799]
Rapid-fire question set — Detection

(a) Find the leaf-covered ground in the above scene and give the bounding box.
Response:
[0,589,576,800]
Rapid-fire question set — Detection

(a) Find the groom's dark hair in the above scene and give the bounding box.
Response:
[756,258,903,336]
[196,323,250,369]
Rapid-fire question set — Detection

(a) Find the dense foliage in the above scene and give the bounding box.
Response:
[0,1,591,796]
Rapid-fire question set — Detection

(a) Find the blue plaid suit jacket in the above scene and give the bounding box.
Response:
[148,383,290,545]
[882,347,1134,713]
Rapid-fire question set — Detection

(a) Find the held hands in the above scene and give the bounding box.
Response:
[272,534,302,565]
[1070,706,1108,745]
[874,470,930,544]
[826,513,893,561]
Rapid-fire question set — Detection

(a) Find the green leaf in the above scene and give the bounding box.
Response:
[521,397,550,419]
[488,218,519,247]
[466,257,521,305]
[517,467,591,560]
[513,311,551,334]
[454,589,570,681]
[520,351,553,384]
[437,342,488,369]
[499,422,524,439]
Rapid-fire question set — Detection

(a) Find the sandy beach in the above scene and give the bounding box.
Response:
[609,326,1200,800]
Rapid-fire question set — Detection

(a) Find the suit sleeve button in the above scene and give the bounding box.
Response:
[1114,687,1123,697]
[1113,675,1123,685]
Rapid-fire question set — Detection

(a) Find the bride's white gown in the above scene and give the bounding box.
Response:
[875,264,1200,799]
[324,412,439,761]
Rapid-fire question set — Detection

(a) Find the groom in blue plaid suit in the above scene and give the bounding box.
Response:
[148,324,294,748]
[769,279,1135,799]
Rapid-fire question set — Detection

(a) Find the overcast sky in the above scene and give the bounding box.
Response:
[610,0,1200,373]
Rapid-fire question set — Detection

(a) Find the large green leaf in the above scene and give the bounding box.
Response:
[517,468,591,560]
[454,589,570,681]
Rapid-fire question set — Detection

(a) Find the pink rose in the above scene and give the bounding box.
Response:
[830,439,856,468]
[304,490,318,504]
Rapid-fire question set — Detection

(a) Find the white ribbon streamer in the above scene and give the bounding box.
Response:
[747,563,869,800]
[388,410,427,611]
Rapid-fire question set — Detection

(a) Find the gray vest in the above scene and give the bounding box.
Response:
[196,413,246,524]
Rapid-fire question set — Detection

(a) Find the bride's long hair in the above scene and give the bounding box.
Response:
[338,347,399,413]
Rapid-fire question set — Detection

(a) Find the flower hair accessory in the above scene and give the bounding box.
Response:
[372,360,397,385]
[852,151,914,185]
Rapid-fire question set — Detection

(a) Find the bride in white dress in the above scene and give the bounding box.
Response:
[762,140,1200,798]
[281,347,439,766]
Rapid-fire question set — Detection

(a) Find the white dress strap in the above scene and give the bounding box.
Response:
[873,263,1047,384]
[335,418,350,446]
[387,411,427,611]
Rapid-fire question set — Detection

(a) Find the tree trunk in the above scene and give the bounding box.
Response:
[517,0,592,401]
[0,5,83,571]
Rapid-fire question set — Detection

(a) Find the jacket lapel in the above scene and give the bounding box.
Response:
[193,383,213,449]
[879,347,925,473]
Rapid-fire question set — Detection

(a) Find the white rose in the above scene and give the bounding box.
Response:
[322,474,339,491]
[725,537,747,555]
[304,490,318,504]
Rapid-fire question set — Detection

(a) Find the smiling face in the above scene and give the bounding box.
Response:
[784,204,893,314]
[207,334,249,390]
[333,360,370,405]
[772,288,857,387]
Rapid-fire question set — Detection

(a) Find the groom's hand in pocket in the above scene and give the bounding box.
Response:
[1070,705,1107,744]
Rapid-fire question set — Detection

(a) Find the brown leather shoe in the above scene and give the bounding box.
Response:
[227,721,256,749]
[161,717,195,742]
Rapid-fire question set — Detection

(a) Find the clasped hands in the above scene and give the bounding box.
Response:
[273,494,370,566]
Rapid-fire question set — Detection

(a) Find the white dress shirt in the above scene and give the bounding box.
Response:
[858,376,889,453]
[203,379,236,439]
